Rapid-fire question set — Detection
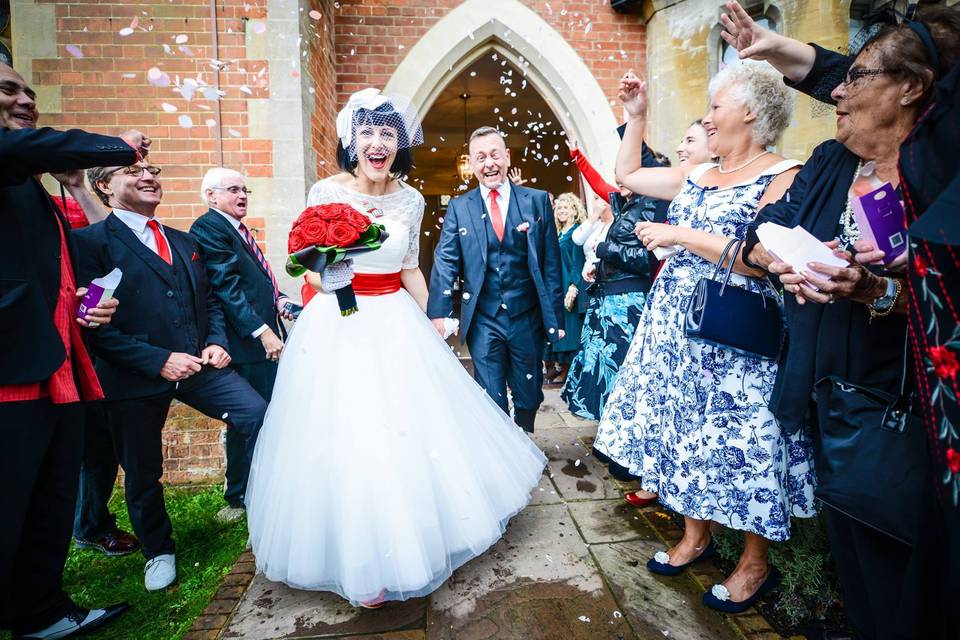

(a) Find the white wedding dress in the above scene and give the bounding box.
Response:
[245,177,547,605]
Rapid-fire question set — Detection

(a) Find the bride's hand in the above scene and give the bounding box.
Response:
[431,318,447,338]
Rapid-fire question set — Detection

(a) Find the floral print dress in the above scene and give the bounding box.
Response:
[595,161,816,541]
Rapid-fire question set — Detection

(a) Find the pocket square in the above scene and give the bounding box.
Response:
[191,251,200,261]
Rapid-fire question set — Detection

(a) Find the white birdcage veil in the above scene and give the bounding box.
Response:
[336,88,424,161]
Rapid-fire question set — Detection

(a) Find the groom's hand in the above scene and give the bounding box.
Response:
[431,318,447,338]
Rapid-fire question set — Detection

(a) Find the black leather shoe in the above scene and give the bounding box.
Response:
[14,602,129,639]
[74,528,140,557]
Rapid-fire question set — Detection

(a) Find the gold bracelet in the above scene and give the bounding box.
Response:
[868,277,902,322]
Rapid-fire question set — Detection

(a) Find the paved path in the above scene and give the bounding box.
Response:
[221,390,746,640]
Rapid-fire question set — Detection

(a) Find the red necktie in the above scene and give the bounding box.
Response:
[489,189,504,241]
[146,219,172,265]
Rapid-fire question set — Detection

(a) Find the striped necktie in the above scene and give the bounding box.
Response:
[238,222,279,302]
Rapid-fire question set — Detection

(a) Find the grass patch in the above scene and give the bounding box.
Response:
[2,485,248,640]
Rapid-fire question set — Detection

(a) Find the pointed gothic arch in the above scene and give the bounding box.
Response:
[384,0,621,181]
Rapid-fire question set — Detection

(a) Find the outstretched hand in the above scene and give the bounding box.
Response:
[508,167,528,186]
[617,71,647,118]
[719,1,777,61]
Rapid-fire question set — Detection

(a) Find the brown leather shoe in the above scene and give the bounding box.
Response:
[74,529,141,557]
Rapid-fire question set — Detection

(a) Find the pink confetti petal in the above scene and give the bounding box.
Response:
[251,21,266,34]
[147,67,171,87]
[66,45,84,58]
[309,10,322,20]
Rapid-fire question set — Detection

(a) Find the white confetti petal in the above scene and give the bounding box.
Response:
[578,616,590,623]
[239,85,253,95]
[178,115,193,128]
[221,412,229,420]
[309,10,322,19]
[251,21,266,34]
[160,102,178,113]
[119,27,134,37]
[227,128,242,138]
[175,34,188,44]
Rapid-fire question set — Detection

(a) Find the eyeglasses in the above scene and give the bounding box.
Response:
[212,186,253,195]
[105,165,162,178]
[841,67,897,87]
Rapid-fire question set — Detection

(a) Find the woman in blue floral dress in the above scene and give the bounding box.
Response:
[599,64,816,613]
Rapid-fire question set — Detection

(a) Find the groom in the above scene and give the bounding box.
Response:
[428,126,564,432]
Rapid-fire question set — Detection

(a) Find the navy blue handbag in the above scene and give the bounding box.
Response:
[684,237,784,360]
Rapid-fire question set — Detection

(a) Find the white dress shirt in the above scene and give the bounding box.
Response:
[478,179,512,225]
[112,208,170,255]
[211,208,270,339]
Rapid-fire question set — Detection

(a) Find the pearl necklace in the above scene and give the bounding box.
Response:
[717,150,771,174]
[838,160,864,249]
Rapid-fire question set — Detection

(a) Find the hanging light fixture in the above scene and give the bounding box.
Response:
[456,93,473,183]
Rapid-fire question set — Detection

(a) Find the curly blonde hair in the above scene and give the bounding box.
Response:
[708,61,795,147]
[554,192,586,228]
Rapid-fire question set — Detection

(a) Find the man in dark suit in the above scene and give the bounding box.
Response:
[427,126,564,432]
[73,160,267,593]
[0,62,133,640]
[190,167,292,520]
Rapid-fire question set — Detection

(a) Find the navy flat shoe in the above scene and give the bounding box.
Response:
[646,538,716,577]
[702,567,781,613]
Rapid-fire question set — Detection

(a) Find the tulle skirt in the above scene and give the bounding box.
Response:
[245,288,547,605]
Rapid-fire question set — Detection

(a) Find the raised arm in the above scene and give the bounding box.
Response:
[0,127,139,187]
[567,141,617,201]
[720,1,817,83]
[614,72,686,202]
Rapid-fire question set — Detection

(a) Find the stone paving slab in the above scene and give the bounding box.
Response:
[223,579,426,639]
[426,504,635,640]
[535,427,622,501]
[566,499,658,545]
[591,542,741,640]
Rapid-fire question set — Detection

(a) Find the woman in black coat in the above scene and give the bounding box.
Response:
[724,2,960,637]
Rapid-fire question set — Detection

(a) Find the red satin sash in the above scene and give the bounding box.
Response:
[353,272,402,296]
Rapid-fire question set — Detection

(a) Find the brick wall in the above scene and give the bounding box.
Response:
[305,0,340,180]
[331,1,647,115]
[34,0,273,231]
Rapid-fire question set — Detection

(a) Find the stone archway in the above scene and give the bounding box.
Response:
[384,0,621,181]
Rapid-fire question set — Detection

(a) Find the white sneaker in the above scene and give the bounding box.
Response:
[144,553,177,591]
[216,506,245,523]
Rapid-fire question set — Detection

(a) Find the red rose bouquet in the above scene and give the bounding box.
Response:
[286,203,389,315]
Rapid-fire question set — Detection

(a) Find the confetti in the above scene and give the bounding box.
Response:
[205,118,217,127]
[227,128,242,138]
[309,9,322,19]
[175,34,188,44]
[251,21,267,34]
[221,412,229,420]
[578,616,590,623]
[239,85,253,95]
[160,102,178,113]
[119,27,135,37]
[65,45,84,58]
[574,459,581,467]
[147,67,170,87]
[613,611,623,619]
[178,115,193,129]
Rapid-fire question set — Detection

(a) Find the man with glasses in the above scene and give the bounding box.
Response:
[189,168,293,522]
[71,161,267,593]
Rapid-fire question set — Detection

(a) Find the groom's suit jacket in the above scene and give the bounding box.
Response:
[427,181,564,343]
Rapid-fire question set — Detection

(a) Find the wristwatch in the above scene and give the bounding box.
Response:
[868,277,902,321]
[870,278,897,312]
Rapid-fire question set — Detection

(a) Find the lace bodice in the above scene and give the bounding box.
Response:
[306,177,425,273]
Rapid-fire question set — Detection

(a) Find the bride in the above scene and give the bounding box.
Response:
[244,89,547,607]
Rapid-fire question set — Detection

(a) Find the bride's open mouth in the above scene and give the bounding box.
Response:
[366,153,388,170]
